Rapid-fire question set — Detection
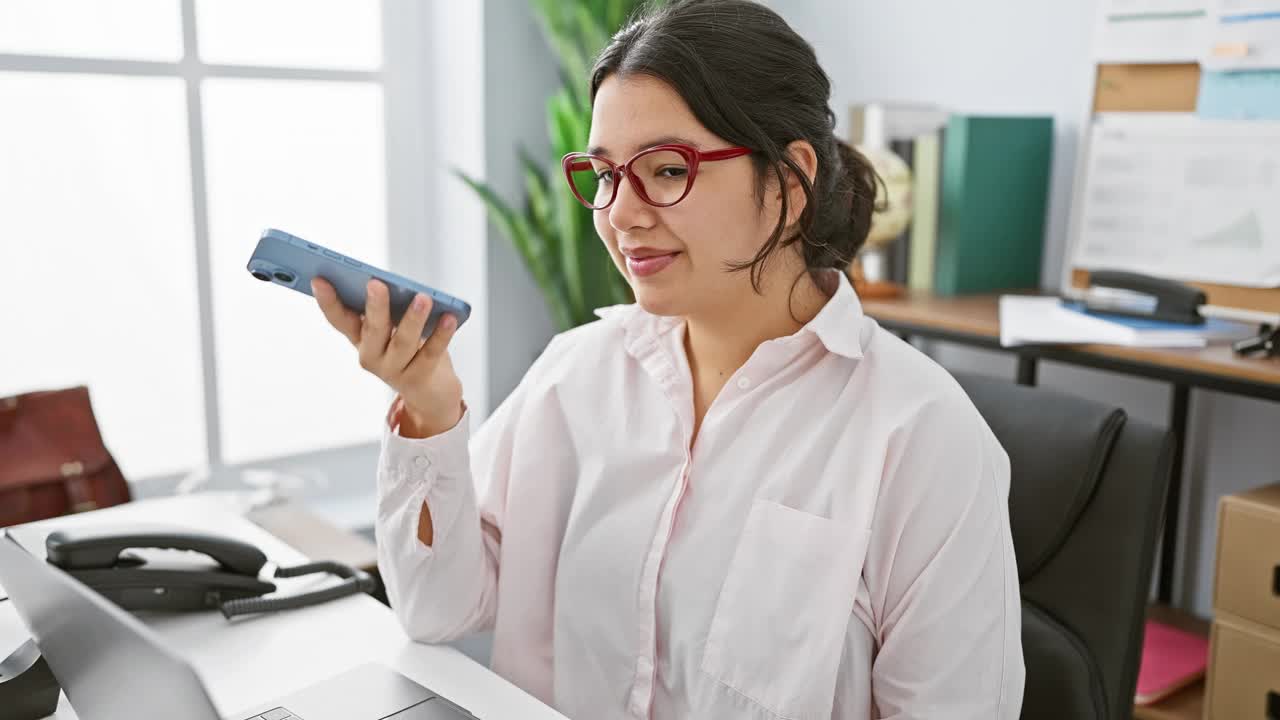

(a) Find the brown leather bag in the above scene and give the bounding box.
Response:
[0,386,132,527]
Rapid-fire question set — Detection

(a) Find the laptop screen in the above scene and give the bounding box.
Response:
[0,531,222,720]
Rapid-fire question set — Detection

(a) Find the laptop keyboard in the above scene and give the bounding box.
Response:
[242,708,302,720]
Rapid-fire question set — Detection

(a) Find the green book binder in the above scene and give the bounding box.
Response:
[935,115,1053,296]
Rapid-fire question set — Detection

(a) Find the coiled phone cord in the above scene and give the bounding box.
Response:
[219,561,377,619]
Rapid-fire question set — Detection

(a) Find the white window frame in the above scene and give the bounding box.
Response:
[0,0,488,525]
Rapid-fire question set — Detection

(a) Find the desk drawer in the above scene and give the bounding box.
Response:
[1205,615,1280,720]
[1215,484,1280,631]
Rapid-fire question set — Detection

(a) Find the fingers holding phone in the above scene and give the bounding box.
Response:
[357,278,395,370]
[381,282,460,374]
[311,277,361,345]
[384,287,432,368]
[386,299,464,438]
[313,277,463,437]
[251,229,469,437]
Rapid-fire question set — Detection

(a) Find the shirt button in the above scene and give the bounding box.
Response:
[413,456,430,469]
[736,376,752,390]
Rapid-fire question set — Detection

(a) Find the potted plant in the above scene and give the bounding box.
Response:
[457,0,658,330]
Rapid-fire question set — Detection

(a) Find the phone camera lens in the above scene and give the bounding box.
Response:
[273,271,296,283]
[251,270,272,282]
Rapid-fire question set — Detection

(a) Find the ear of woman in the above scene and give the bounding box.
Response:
[781,140,819,229]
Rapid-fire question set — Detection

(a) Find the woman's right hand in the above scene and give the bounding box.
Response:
[312,277,464,438]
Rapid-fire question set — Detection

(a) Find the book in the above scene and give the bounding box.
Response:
[847,102,948,147]
[908,129,942,293]
[1134,619,1209,706]
[888,137,915,285]
[935,115,1054,296]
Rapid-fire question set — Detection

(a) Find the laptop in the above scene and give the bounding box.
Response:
[0,531,477,720]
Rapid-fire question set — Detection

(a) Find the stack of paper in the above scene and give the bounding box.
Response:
[999,296,1257,347]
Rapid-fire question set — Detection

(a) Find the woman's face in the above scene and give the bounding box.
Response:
[587,74,791,319]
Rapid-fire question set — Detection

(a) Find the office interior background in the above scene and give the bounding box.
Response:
[2,0,1278,663]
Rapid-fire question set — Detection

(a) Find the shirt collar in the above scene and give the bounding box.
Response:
[593,269,866,360]
[803,269,866,360]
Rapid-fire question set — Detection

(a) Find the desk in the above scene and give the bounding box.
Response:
[0,493,567,720]
[861,291,1280,605]
[864,291,1279,719]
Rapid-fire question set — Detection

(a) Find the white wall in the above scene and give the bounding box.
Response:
[399,0,559,417]
[132,0,486,508]
[766,0,1280,617]
[767,0,1097,288]
[482,0,561,406]
[422,0,491,419]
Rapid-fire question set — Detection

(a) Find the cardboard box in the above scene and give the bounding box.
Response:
[1204,614,1280,719]
[1215,484,1280,631]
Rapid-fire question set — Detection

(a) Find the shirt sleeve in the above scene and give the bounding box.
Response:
[862,392,1026,719]
[374,335,562,644]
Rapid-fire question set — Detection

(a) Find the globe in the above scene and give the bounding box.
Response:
[858,144,913,252]
[849,143,913,297]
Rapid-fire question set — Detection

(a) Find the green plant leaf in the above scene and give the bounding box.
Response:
[452,0,649,330]
[602,242,629,307]
[546,91,588,316]
[573,5,609,60]
[546,88,581,159]
[519,148,556,244]
[576,216,620,321]
[454,169,574,329]
[603,0,627,33]
[454,171,538,279]
[531,0,592,110]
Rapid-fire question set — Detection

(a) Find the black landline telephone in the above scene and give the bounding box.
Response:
[44,524,377,619]
[0,527,379,720]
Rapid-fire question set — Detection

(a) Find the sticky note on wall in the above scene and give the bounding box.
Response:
[1197,69,1280,119]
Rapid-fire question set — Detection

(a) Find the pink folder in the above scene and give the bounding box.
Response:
[1134,619,1209,705]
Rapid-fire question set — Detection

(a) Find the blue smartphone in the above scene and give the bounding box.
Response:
[246,228,471,338]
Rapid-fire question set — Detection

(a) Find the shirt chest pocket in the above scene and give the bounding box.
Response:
[701,498,867,720]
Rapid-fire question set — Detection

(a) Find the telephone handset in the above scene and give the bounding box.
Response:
[44,524,377,619]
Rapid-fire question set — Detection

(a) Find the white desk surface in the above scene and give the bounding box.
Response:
[0,493,567,720]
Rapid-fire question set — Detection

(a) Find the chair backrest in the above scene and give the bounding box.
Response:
[955,373,1174,720]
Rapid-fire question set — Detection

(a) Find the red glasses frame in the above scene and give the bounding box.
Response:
[561,143,753,210]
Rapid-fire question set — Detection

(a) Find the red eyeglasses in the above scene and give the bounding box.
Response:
[562,143,753,210]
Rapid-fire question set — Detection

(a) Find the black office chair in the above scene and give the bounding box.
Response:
[955,373,1175,720]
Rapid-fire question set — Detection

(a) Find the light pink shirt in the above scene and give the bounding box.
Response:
[375,271,1024,719]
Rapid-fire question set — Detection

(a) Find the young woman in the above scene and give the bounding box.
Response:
[312,1,1023,717]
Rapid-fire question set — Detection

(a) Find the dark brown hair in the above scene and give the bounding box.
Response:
[589,0,880,293]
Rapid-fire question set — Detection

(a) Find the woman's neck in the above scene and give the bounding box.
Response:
[682,270,833,382]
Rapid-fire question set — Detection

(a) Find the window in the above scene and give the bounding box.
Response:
[0,1,418,483]
[0,0,183,61]
[194,0,381,70]
[202,78,389,463]
[0,71,203,478]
